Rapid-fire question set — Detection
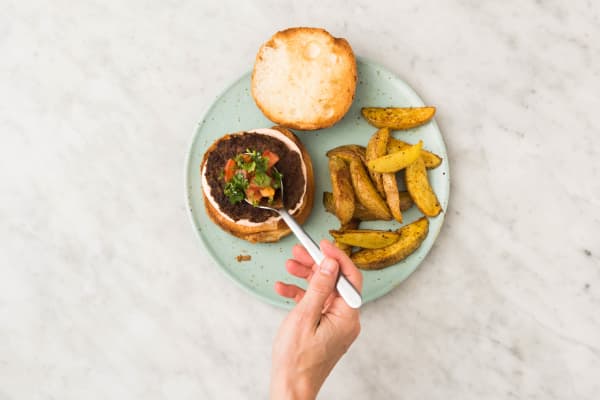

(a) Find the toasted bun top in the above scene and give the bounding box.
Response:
[252,27,357,131]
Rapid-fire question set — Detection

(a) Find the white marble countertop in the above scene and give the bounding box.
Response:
[1,1,599,399]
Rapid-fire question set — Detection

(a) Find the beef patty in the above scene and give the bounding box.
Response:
[204,132,305,223]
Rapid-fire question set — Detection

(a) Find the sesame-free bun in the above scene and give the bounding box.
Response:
[252,27,357,131]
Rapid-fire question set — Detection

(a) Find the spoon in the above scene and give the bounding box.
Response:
[247,177,362,309]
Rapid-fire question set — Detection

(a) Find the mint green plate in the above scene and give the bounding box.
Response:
[186,58,449,309]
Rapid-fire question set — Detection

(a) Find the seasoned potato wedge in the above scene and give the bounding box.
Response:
[328,156,355,224]
[366,128,390,197]
[367,141,423,173]
[349,159,392,220]
[323,191,337,215]
[361,107,436,130]
[388,138,442,169]
[382,173,403,222]
[398,190,414,212]
[333,219,360,256]
[334,241,353,256]
[323,192,385,221]
[326,145,367,164]
[351,217,429,270]
[330,229,400,249]
[406,157,442,217]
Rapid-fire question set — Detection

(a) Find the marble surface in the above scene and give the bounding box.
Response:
[1,1,599,398]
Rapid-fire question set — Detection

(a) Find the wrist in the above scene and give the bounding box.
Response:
[270,373,317,400]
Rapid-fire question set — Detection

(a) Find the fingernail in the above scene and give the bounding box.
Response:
[320,258,337,276]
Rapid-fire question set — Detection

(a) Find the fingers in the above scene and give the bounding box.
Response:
[284,241,362,322]
[291,244,316,268]
[285,259,313,280]
[298,257,340,323]
[320,239,363,292]
[274,281,336,311]
[274,282,305,303]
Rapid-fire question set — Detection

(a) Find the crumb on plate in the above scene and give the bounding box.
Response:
[236,254,252,262]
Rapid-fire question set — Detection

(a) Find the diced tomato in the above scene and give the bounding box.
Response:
[245,184,262,204]
[224,159,236,182]
[262,150,279,169]
[247,182,261,193]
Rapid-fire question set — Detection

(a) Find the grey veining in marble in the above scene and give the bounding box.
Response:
[1,1,599,399]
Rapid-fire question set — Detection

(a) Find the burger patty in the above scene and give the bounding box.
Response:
[204,132,305,223]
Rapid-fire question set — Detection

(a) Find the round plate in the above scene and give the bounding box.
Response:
[186,57,450,309]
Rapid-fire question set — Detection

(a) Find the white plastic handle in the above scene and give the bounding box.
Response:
[279,210,362,309]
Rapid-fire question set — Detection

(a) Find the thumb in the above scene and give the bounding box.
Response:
[299,257,339,320]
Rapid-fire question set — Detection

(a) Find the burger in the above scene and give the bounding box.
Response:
[200,126,315,243]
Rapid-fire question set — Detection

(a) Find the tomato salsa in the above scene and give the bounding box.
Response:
[222,149,283,205]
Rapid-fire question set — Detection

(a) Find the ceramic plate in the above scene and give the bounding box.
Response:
[186,57,449,309]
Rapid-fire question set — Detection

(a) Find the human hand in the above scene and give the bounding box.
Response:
[270,239,363,400]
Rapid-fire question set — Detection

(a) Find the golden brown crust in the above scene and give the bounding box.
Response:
[200,126,314,243]
[251,27,357,131]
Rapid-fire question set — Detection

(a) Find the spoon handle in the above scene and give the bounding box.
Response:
[279,210,362,309]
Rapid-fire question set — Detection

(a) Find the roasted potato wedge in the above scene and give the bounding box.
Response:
[323,192,384,221]
[382,173,403,222]
[367,141,423,173]
[349,159,392,220]
[361,107,436,130]
[398,190,414,212]
[330,229,400,249]
[328,156,355,225]
[406,156,442,217]
[333,219,360,256]
[388,138,442,169]
[366,128,390,197]
[323,191,337,216]
[351,217,429,270]
[326,145,367,164]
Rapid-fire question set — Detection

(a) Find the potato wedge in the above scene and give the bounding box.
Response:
[366,128,390,197]
[328,156,355,225]
[334,241,352,256]
[398,190,414,212]
[323,192,383,221]
[325,190,411,220]
[326,145,367,165]
[361,107,436,130]
[382,173,403,222]
[349,159,392,220]
[351,217,429,270]
[330,229,400,249]
[405,156,442,217]
[323,191,336,214]
[367,141,423,173]
[333,219,360,256]
[388,138,442,169]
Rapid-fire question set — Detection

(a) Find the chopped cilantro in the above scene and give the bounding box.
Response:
[235,149,268,173]
[253,172,272,187]
[271,168,283,189]
[224,172,248,204]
